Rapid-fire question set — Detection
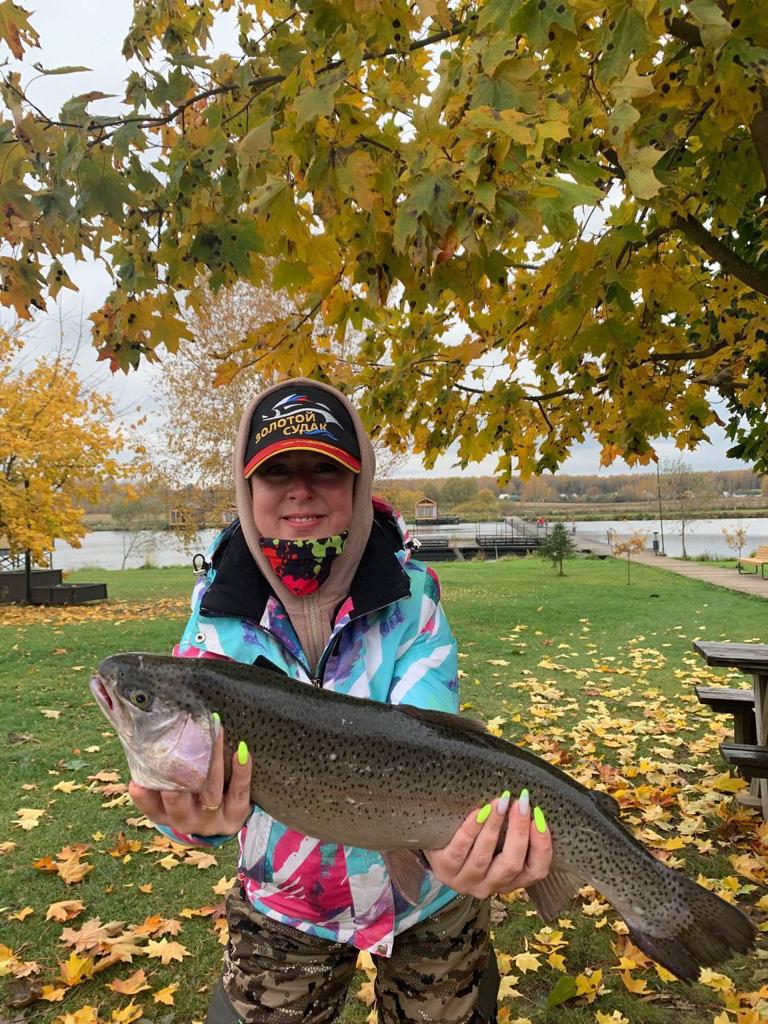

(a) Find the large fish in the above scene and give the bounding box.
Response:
[90,652,755,980]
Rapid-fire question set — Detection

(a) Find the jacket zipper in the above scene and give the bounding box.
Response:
[203,596,403,688]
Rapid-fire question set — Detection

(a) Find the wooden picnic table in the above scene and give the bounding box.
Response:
[693,641,768,818]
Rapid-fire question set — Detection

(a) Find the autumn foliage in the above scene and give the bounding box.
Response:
[0,331,140,561]
[0,2,767,476]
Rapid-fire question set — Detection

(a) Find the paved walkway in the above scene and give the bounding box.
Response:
[575,533,768,600]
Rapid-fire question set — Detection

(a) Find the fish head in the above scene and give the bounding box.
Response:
[90,653,214,793]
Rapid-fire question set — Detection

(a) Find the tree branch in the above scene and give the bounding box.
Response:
[671,213,768,297]
[5,24,470,136]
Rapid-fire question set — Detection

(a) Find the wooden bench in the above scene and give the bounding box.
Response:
[738,544,768,578]
[693,641,768,817]
[720,743,768,780]
[694,685,757,745]
[415,538,449,549]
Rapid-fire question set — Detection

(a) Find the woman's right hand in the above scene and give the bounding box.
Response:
[128,726,253,838]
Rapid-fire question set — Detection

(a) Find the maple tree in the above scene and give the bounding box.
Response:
[0,1,767,477]
[0,330,141,564]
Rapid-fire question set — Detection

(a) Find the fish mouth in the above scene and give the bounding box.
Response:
[90,674,115,715]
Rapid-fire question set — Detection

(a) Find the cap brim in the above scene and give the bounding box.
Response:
[244,439,361,478]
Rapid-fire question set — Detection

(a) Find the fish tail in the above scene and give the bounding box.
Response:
[623,868,755,982]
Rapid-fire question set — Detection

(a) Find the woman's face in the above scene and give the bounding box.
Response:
[250,451,355,540]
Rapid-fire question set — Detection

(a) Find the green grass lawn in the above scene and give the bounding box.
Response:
[1,557,766,1023]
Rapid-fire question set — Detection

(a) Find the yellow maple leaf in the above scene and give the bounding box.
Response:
[156,854,182,870]
[153,981,180,1005]
[7,906,34,921]
[547,952,567,972]
[184,848,219,869]
[574,969,604,1003]
[512,951,541,974]
[595,1012,630,1023]
[108,968,150,995]
[619,969,648,994]
[698,968,734,993]
[213,875,237,895]
[53,780,82,793]
[53,1007,100,1024]
[146,938,189,964]
[486,716,507,737]
[46,900,86,922]
[498,974,522,1000]
[356,980,376,1005]
[40,984,67,1001]
[13,807,45,830]
[110,1001,143,1023]
[58,952,95,987]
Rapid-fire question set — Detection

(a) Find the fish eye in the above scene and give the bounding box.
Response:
[129,689,152,710]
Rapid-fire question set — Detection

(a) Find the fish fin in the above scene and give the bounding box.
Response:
[253,656,289,676]
[382,849,427,905]
[396,704,489,735]
[591,790,620,817]
[526,863,584,921]
[620,868,756,982]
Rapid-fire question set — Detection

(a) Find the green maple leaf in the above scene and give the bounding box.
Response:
[293,79,341,129]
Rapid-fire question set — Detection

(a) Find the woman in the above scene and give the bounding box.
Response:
[129,378,552,1023]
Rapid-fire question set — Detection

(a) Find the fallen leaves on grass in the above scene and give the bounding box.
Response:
[4,616,768,1024]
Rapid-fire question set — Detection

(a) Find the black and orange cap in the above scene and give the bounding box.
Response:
[243,384,361,478]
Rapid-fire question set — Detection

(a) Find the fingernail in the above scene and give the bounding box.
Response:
[476,803,492,824]
[237,740,249,765]
[497,790,510,815]
[212,712,220,722]
[534,806,547,833]
[518,788,530,816]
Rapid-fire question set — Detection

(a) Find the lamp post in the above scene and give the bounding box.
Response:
[656,462,666,555]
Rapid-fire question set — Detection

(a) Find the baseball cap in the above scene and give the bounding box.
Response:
[243,384,362,478]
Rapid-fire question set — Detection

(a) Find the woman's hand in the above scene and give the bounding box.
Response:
[128,726,253,838]
[424,790,552,899]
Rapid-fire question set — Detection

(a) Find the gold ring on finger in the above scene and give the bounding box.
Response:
[200,802,221,812]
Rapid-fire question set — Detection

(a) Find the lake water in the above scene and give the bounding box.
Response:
[49,516,768,570]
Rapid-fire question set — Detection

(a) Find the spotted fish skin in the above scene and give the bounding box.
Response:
[93,652,755,981]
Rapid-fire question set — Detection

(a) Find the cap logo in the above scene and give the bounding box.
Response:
[254,393,342,446]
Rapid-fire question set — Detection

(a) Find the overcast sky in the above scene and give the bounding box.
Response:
[5,1,753,480]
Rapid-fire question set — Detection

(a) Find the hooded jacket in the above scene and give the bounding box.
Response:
[161,380,461,956]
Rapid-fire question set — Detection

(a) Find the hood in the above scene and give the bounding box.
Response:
[233,378,376,671]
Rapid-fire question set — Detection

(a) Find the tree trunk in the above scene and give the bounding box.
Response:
[681,523,687,559]
[24,548,31,604]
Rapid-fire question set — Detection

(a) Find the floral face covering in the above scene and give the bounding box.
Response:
[259,532,348,597]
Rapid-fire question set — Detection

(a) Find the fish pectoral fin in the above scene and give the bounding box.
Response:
[382,850,427,906]
[525,863,584,921]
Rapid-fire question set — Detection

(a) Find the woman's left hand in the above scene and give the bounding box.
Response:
[423,791,552,899]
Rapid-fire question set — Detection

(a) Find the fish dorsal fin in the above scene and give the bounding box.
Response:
[381,850,427,905]
[396,704,489,736]
[526,862,585,921]
[591,790,620,817]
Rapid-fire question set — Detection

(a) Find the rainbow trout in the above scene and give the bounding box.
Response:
[90,652,755,980]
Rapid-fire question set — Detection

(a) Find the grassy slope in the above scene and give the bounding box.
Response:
[1,558,765,1023]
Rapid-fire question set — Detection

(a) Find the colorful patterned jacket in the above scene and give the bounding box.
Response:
[162,499,460,956]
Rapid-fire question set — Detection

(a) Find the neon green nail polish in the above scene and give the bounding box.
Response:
[534,806,547,833]
[476,803,492,824]
[212,712,220,723]
[237,741,248,765]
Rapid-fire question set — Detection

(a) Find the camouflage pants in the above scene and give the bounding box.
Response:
[205,888,498,1024]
